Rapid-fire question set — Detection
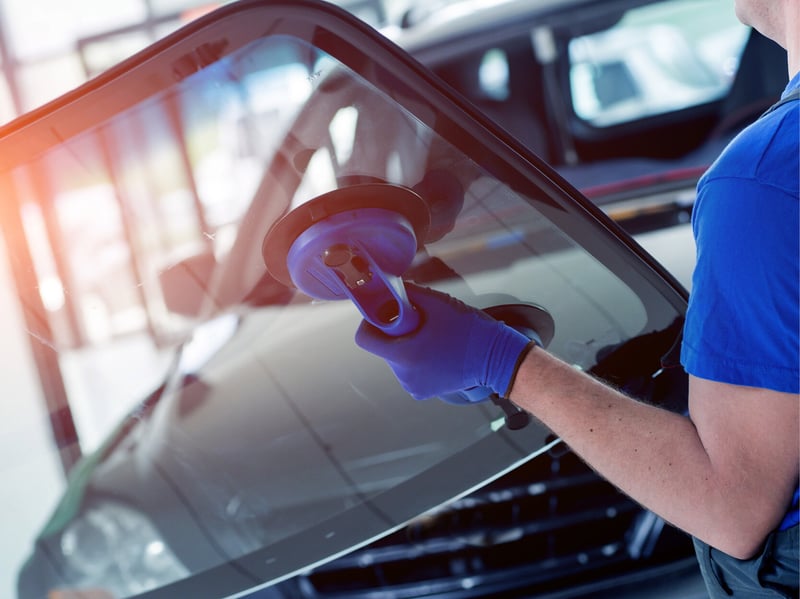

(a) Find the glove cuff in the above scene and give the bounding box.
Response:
[500,340,536,397]
[484,323,537,397]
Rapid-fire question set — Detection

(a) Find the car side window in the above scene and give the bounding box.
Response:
[568,0,749,127]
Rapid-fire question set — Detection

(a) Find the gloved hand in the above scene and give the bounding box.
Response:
[355,284,533,401]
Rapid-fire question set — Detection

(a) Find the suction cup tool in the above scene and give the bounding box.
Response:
[263,184,430,336]
[484,303,555,349]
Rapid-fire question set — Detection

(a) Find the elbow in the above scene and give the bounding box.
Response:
[699,485,794,560]
[705,520,776,560]
[716,537,764,561]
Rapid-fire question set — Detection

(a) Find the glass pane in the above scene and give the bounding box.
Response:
[569,0,749,126]
[149,0,226,17]
[0,78,15,125]
[2,0,146,59]
[18,54,86,112]
[4,10,684,599]
[81,32,154,77]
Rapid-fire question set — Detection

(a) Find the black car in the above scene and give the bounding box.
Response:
[1,0,783,598]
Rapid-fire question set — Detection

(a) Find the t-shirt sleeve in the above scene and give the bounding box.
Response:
[680,176,799,393]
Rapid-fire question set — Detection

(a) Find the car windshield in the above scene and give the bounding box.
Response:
[3,5,686,598]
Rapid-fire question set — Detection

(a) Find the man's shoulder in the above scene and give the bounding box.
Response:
[701,100,798,195]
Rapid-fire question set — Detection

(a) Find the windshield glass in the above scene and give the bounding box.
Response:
[3,8,684,598]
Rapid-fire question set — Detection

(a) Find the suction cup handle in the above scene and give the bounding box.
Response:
[323,242,420,337]
[279,206,423,338]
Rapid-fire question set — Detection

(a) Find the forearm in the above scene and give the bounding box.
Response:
[508,345,796,559]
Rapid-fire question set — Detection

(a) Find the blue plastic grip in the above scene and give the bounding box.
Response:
[285,208,420,336]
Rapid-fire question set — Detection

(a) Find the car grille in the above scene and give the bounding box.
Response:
[290,442,693,598]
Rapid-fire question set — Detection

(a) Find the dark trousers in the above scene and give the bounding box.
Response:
[693,526,799,598]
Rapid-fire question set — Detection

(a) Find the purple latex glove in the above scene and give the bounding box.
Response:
[355,284,533,401]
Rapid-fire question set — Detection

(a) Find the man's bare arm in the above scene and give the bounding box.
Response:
[509,345,799,559]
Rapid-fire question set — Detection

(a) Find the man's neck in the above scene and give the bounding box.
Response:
[785,2,799,78]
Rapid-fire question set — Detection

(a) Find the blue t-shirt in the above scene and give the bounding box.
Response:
[681,73,799,532]
[681,73,799,393]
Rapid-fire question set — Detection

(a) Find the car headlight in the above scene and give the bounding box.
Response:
[57,501,189,597]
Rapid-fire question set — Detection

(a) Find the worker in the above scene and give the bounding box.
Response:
[354,0,799,595]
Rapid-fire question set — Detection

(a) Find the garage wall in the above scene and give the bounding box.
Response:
[0,230,65,599]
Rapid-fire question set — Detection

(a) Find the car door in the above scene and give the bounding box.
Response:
[2,1,690,598]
